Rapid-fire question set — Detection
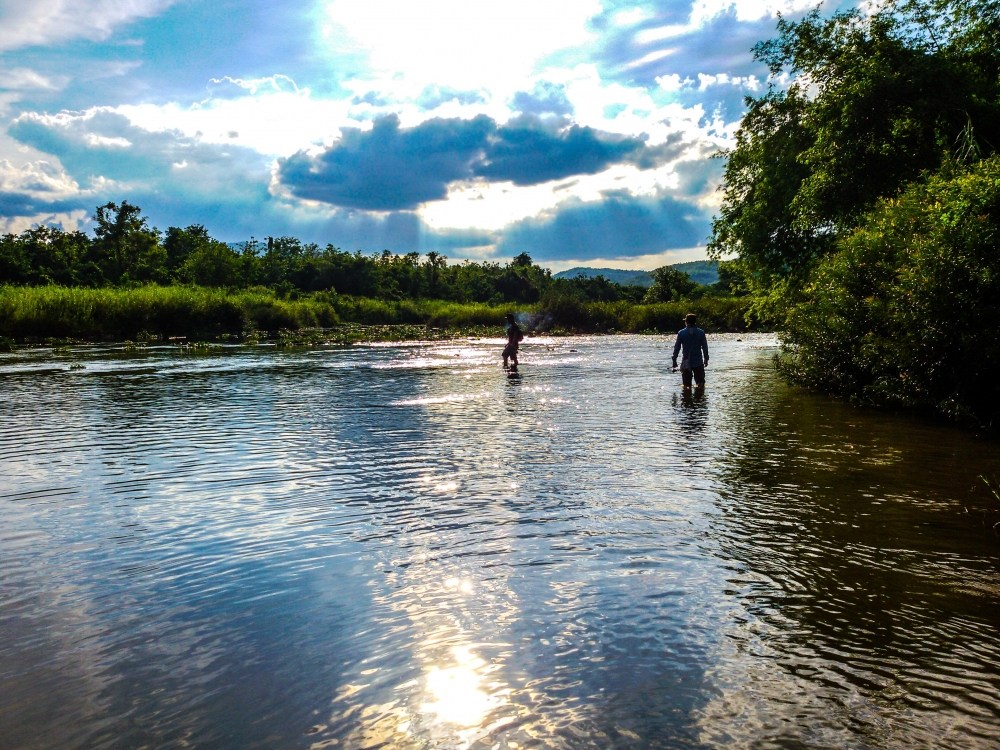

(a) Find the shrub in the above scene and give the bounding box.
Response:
[782,156,1000,430]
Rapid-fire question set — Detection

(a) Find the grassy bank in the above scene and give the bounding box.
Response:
[0,284,763,344]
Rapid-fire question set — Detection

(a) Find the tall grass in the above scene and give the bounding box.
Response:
[0,285,762,341]
[0,285,338,340]
[330,296,517,327]
[620,298,762,333]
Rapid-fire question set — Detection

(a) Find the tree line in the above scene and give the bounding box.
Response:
[0,201,738,308]
[711,0,1000,431]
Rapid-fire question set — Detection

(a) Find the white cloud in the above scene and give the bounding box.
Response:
[635,23,690,45]
[0,67,64,92]
[84,134,131,148]
[656,73,692,92]
[696,72,763,91]
[117,92,356,157]
[0,158,80,197]
[207,75,303,96]
[320,0,602,92]
[689,0,820,25]
[0,0,178,52]
[0,209,89,234]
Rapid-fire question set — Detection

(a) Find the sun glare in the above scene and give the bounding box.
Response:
[421,645,498,729]
[321,0,601,90]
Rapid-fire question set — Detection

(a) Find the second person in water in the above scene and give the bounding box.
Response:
[503,313,524,370]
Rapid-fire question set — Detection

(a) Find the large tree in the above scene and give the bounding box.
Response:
[710,0,1000,284]
[92,201,165,284]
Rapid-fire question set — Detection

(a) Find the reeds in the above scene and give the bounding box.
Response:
[0,285,337,341]
[0,284,760,342]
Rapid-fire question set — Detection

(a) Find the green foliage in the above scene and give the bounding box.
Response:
[0,283,762,342]
[1,197,763,342]
[0,226,94,285]
[92,201,166,284]
[781,155,1000,430]
[643,266,699,303]
[710,0,1000,429]
[165,225,242,287]
[623,298,762,333]
[0,204,573,308]
[711,0,1000,281]
[0,285,339,340]
[710,86,820,279]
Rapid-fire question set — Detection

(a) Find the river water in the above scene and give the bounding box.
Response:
[2,334,998,750]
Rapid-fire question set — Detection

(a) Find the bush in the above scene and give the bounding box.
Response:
[782,156,1000,430]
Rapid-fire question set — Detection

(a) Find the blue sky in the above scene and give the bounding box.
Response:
[0,0,839,271]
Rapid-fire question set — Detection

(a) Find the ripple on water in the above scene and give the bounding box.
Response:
[2,335,999,749]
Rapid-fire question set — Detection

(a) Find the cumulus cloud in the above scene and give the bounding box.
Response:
[0,0,833,265]
[0,0,178,52]
[416,86,488,110]
[0,157,92,231]
[277,114,494,211]
[480,119,647,185]
[0,158,80,197]
[276,114,656,211]
[10,109,270,192]
[2,108,280,238]
[207,75,302,99]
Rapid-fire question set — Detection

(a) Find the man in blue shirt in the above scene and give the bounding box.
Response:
[672,313,709,387]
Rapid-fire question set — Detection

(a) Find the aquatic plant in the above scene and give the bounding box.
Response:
[276,328,328,347]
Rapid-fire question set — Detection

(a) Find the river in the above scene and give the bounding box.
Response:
[2,334,998,749]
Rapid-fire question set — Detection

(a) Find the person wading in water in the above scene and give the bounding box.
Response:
[503,313,523,370]
[671,313,709,388]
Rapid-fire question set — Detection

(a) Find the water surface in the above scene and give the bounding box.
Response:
[2,335,999,749]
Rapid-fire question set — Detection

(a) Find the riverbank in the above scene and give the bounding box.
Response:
[0,284,765,347]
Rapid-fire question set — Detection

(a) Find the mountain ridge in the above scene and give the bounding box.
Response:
[553,260,718,287]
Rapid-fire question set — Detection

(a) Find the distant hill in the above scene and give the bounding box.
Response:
[553,260,718,287]
[553,267,654,287]
[668,261,719,286]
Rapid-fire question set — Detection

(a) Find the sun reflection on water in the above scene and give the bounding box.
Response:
[421,645,499,729]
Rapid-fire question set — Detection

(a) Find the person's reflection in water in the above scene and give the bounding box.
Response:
[672,386,708,431]
[503,370,522,412]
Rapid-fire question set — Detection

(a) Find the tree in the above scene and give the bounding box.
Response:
[642,266,697,303]
[164,225,215,277]
[0,232,31,284]
[497,254,551,303]
[424,251,447,297]
[91,201,165,284]
[179,238,242,287]
[710,0,1000,283]
[260,236,304,287]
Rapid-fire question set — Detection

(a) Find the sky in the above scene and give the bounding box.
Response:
[0,0,842,272]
